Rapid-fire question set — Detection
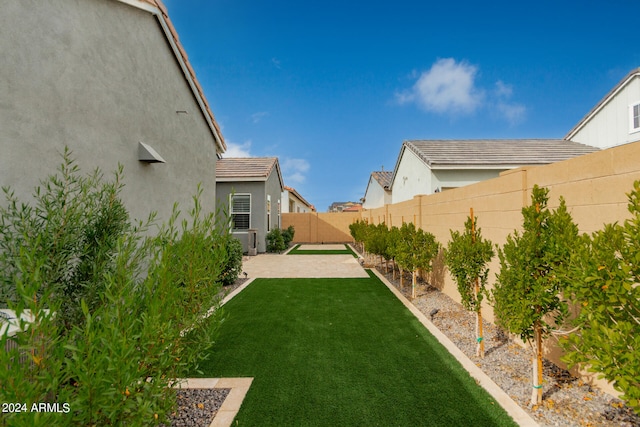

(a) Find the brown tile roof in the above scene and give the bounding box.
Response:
[216,157,281,181]
[133,0,226,152]
[371,171,393,189]
[403,139,598,167]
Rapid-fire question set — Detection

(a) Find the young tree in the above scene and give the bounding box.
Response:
[493,185,579,406]
[444,209,494,358]
[395,222,440,298]
[561,181,640,414]
[366,223,389,268]
[386,226,401,280]
[349,219,369,259]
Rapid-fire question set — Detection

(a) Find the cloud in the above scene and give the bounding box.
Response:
[271,57,281,69]
[223,140,252,157]
[396,58,484,114]
[493,80,526,125]
[250,111,269,124]
[281,158,310,185]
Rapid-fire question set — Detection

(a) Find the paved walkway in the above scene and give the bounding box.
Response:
[241,245,368,278]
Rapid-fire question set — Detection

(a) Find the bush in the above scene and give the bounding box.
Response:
[266,228,286,253]
[0,149,227,426]
[220,235,243,286]
[281,225,295,247]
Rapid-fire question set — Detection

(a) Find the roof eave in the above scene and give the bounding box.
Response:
[117,0,226,154]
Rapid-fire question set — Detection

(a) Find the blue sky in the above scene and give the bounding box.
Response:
[164,0,639,211]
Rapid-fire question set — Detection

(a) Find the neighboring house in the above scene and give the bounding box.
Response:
[0,0,225,223]
[216,158,284,253]
[282,186,315,213]
[362,171,393,209]
[566,68,640,149]
[328,202,362,212]
[389,140,598,204]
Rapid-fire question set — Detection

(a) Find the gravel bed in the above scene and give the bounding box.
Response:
[373,265,639,427]
[163,388,230,427]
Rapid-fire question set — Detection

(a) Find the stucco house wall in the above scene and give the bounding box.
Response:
[0,0,223,224]
[432,169,503,191]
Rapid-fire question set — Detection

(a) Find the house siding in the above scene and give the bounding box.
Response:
[0,0,219,224]
[362,176,390,209]
[391,149,432,204]
[569,76,640,149]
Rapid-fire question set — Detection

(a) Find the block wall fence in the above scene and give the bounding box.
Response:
[282,141,640,394]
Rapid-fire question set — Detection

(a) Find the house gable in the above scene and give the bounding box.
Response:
[565,68,640,149]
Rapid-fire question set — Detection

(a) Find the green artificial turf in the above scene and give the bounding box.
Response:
[287,244,358,257]
[196,271,517,426]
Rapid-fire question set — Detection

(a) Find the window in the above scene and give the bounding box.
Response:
[230,194,250,231]
[630,102,640,133]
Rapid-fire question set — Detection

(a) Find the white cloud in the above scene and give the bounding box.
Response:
[493,80,526,125]
[223,140,252,157]
[250,111,269,124]
[281,158,310,185]
[396,58,483,114]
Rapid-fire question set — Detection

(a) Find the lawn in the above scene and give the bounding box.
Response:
[196,271,517,426]
[287,244,358,257]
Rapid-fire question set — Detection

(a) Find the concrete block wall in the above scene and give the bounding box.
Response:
[284,141,640,394]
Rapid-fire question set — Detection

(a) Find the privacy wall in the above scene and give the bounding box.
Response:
[282,141,640,393]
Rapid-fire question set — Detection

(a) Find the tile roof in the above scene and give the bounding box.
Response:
[371,171,393,189]
[403,139,598,167]
[284,186,314,210]
[132,0,226,152]
[216,157,280,181]
[565,68,640,140]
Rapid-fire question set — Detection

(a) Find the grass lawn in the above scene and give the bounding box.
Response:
[287,244,358,257]
[196,271,517,426]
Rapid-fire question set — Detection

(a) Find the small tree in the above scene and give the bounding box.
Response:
[395,222,440,298]
[366,223,388,268]
[386,226,401,279]
[493,185,579,406]
[349,219,369,257]
[444,209,494,358]
[561,180,640,414]
[281,225,296,247]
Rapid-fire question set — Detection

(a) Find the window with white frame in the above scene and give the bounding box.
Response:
[630,102,640,133]
[230,194,250,231]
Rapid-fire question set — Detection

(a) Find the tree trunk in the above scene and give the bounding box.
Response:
[399,267,403,289]
[530,322,543,406]
[475,277,485,358]
[412,270,417,299]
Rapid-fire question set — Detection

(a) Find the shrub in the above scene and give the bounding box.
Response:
[266,228,286,252]
[0,150,227,426]
[561,180,640,413]
[281,225,295,247]
[220,235,243,286]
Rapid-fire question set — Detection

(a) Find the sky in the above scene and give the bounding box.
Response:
[164,0,640,212]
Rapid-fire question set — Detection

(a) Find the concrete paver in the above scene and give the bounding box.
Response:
[241,253,368,278]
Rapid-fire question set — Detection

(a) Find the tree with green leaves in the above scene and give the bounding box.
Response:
[444,209,494,358]
[395,222,440,298]
[366,222,389,269]
[349,219,369,259]
[560,180,640,414]
[493,185,580,406]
